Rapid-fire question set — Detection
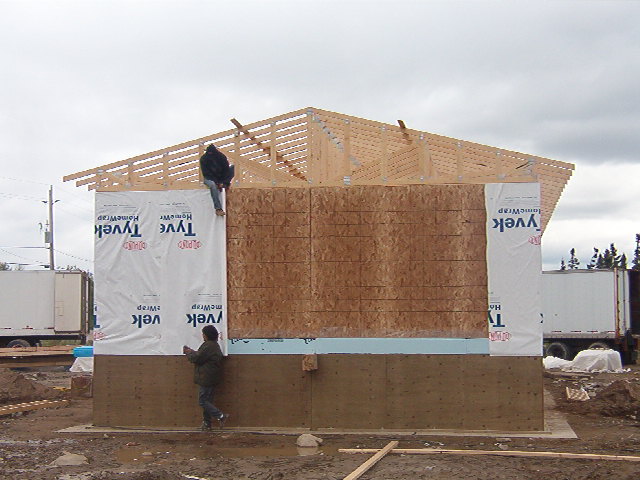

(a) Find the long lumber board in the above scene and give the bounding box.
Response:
[343,441,399,480]
[0,400,69,416]
[339,447,640,463]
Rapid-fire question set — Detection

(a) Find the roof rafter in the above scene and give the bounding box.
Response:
[63,106,574,232]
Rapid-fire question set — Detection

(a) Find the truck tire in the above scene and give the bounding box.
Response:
[7,339,31,348]
[545,342,572,360]
[588,342,611,350]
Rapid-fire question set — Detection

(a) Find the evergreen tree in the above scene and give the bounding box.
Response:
[568,248,580,269]
[560,258,566,270]
[620,253,628,270]
[0,261,10,271]
[597,247,609,268]
[587,248,599,270]
[632,234,640,271]
[593,243,626,270]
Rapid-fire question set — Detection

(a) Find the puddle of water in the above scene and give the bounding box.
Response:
[115,447,156,464]
[115,445,336,464]
[212,446,333,457]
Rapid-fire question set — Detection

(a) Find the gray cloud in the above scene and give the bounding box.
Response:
[1,0,639,271]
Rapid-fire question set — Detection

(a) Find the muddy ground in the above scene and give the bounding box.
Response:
[1,366,640,480]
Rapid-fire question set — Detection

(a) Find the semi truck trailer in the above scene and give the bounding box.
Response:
[542,269,640,364]
[0,270,92,347]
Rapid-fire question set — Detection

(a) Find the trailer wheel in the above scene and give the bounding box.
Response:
[588,342,610,350]
[7,339,31,348]
[545,342,572,360]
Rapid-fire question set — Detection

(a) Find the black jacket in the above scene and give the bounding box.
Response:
[200,144,231,184]
[186,340,223,387]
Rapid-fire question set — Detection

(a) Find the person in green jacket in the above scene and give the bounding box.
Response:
[183,325,229,431]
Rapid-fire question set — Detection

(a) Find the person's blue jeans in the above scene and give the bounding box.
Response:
[198,385,222,425]
[203,179,224,210]
[203,164,235,210]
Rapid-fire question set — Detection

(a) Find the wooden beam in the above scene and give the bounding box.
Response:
[0,400,69,416]
[397,119,412,144]
[302,354,318,372]
[0,345,75,356]
[220,148,295,183]
[339,447,640,463]
[63,107,310,184]
[230,118,307,181]
[343,119,352,179]
[343,441,399,480]
[380,126,388,181]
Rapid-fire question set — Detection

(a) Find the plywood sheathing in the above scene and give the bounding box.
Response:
[227,184,487,339]
[63,107,573,232]
[93,354,543,431]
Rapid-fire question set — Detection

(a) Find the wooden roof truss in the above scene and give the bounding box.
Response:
[64,107,574,231]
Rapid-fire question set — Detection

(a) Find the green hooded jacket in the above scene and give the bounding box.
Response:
[186,340,223,387]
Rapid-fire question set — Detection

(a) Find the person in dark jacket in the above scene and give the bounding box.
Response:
[199,144,235,216]
[183,325,229,430]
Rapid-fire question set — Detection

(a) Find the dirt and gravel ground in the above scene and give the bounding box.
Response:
[1,365,640,480]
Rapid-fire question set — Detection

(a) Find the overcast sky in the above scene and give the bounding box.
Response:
[1,0,638,272]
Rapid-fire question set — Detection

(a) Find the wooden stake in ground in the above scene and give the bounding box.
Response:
[342,440,399,480]
[339,447,640,463]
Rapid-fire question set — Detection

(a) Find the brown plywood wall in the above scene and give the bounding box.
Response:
[226,184,487,339]
[94,354,543,431]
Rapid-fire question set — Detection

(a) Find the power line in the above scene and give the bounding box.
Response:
[0,247,48,265]
[0,192,43,202]
[0,176,94,208]
[0,176,50,186]
[54,249,93,264]
[55,204,94,222]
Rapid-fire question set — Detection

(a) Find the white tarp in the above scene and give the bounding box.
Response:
[568,349,624,372]
[93,191,227,355]
[544,349,625,373]
[485,183,542,356]
[70,357,94,373]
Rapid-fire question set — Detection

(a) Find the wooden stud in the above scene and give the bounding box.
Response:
[320,126,328,183]
[270,122,277,185]
[233,132,242,184]
[495,151,504,179]
[306,111,316,184]
[456,141,464,181]
[343,119,352,180]
[380,125,388,182]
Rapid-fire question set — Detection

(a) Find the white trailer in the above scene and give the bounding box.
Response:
[0,270,92,347]
[542,269,639,363]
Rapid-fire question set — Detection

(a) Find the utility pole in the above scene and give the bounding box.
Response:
[43,186,58,270]
[48,186,55,270]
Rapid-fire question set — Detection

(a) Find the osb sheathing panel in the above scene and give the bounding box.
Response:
[93,354,543,431]
[226,184,487,339]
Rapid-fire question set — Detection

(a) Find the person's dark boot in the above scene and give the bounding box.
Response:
[218,413,230,429]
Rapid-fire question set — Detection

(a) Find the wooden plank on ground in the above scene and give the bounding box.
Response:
[338,447,640,463]
[0,345,75,357]
[0,358,74,368]
[343,441,399,480]
[0,400,69,416]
